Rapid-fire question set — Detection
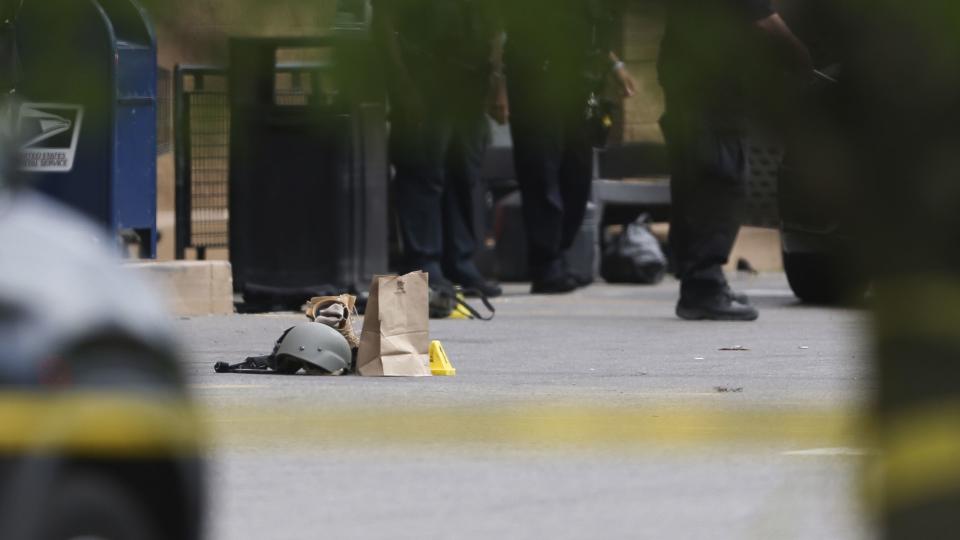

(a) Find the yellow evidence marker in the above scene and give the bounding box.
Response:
[446,292,473,320]
[429,340,456,376]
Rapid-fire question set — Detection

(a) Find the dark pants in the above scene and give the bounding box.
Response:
[661,110,748,296]
[391,103,488,282]
[507,69,593,280]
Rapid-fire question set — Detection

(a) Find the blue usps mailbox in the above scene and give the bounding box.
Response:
[16,0,158,258]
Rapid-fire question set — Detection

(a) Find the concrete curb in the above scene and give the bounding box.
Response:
[126,261,234,316]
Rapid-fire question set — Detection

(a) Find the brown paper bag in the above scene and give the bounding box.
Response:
[356,272,432,377]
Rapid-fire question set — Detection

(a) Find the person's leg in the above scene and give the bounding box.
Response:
[557,91,595,285]
[663,111,757,320]
[662,113,688,278]
[507,70,577,293]
[442,108,502,297]
[391,106,454,283]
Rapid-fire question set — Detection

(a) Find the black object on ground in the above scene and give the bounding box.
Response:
[601,214,667,284]
[531,273,580,295]
[736,258,759,275]
[676,290,759,321]
[214,356,275,375]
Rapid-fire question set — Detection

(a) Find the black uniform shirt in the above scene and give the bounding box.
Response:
[373,0,497,74]
[373,0,500,108]
[658,0,775,118]
[501,0,617,82]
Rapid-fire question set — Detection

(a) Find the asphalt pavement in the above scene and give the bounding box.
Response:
[175,273,875,540]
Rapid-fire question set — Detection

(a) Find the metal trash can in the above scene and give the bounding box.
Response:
[16,0,159,258]
[228,36,388,309]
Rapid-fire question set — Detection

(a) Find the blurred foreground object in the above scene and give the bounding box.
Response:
[0,189,204,536]
[827,0,960,537]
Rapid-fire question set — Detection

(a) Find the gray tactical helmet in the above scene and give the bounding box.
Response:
[272,323,352,375]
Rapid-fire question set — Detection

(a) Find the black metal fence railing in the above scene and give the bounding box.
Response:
[173,63,331,260]
[174,65,230,260]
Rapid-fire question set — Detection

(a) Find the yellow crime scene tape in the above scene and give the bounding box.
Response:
[4,390,957,514]
[196,398,960,514]
[0,390,867,452]
[879,400,960,511]
[198,402,867,450]
[869,277,960,510]
[0,392,202,456]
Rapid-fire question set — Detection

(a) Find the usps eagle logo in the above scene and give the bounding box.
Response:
[18,103,84,173]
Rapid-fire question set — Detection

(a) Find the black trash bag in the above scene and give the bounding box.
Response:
[601,215,667,284]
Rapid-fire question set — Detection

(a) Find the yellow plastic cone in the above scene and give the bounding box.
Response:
[447,306,471,320]
[446,292,473,320]
[429,340,456,376]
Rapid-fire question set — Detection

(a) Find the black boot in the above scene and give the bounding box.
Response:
[724,285,750,305]
[446,262,503,298]
[531,273,579,294]
[460,278,503,299]
[677,289,758,321]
